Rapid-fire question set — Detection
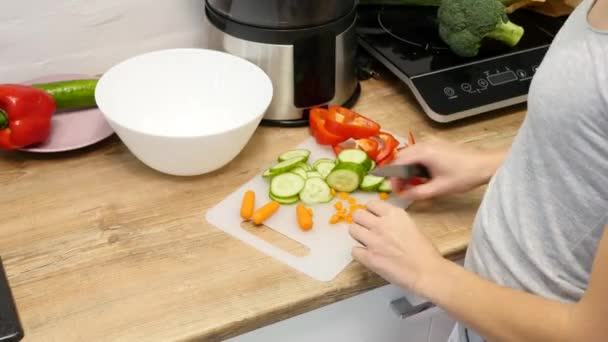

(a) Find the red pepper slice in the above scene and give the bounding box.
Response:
[0,84,55,150]
[408,131,416,145]
[377,149,398,166]
[324,106,381,139]
[374,132,400,162]
[309,107,347,146]
[332,138,380,160]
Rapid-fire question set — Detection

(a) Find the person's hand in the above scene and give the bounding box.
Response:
[349,200,446,294]
[391,138,504,201]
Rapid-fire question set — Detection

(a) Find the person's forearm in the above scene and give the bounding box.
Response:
[476,147,509,186]
[415,260,575,342]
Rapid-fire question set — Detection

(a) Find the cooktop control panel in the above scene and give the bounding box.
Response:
[410,46,548,117]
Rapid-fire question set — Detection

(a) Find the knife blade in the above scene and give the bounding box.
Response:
[370,164,430,180]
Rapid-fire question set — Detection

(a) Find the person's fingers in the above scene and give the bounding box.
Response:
[396,181,445,201]
[366,199,394,217]
[349,224,375,247]
[393,143,431,166]
[352,246,372,266]
[352,209,381,229]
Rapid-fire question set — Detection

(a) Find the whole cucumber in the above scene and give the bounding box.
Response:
[32,79,98,111]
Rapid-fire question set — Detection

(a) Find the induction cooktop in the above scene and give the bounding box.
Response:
[356,5,568,122]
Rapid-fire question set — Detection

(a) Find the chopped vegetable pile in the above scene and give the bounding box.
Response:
[238,106,417,232]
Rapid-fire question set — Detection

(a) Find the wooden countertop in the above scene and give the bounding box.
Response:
[0,71,526,342]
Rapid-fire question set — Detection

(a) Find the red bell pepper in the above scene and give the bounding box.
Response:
[332,138,380,161]
[309,107,347,146]
[324,106,381,139]
[373,132,400,162]
[0,84,55,150]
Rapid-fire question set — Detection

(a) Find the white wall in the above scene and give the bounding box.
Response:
[0,0,210,82]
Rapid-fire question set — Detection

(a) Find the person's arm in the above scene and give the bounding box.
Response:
[421,225,608,342]
[390,138,510,200]
[349,201,608,342]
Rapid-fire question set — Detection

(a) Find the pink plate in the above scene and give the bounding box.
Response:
[18,74,114,153]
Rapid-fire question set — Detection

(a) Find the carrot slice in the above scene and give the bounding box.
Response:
[297,204,313,231]
[379,193,389,200]
[339,192,349,200]
[329,214,341,224]
[334,201,343,210]
[240,190,255,219]
[252,201,280,225]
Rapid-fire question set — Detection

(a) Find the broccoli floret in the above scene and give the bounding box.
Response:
[437,0,524,57]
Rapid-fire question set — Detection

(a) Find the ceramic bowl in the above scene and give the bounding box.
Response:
[95,48,273,176]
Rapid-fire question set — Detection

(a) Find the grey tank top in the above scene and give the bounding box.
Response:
[450,0,608,341]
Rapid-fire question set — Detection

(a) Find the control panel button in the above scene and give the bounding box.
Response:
[443,87,456,97]
[460,83,473,92]
[477,79,489,87]
[516,69,528,78]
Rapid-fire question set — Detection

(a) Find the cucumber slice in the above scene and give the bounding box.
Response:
[299,178,333,205]
[278,149,311,162]
[314,160,336,179]
[291,167,308,179]
[307,171,323,179]
[378,179,392,193]
[297,162,312,171]
[313,158,336,169]
[326,162,367,193]
[262,169,274,178]
[337,149,372,171]
[265,156,307,177]
[369,160,376,171]
[270,172,305,198]
[269,192,299,205]
[360,175,385,191]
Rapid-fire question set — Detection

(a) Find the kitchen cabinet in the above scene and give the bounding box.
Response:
[228,260,463,342]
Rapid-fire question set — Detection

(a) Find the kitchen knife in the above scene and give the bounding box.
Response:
[370,164,430,180]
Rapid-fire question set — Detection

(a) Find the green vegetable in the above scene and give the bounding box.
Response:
[313,159,337,179]
[326,162,367,193]
[291,167,308,180]
[337,149,372,172]
[263,156,307,178]
[360,175,385,191]
[269,192,300,205]
[299,178,333,205]
[306,171,323,179]
[378,179,393,193]
[438,0,524,57]
[32,79,98,111]
[270,172,305,198]
[278,149,310,162]
[358,0,524,58]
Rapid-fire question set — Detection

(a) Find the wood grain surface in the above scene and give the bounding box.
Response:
[0,70,526,341]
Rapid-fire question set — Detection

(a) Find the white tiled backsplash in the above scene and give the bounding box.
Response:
[0,0,211,82]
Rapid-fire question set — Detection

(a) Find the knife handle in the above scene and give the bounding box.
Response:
[414,165,431,179]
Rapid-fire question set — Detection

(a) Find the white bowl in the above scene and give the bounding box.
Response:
[95,48,273,176]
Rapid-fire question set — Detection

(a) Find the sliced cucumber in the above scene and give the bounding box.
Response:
[270,172,305,198]
[313,158,336,169]
[307,171,323,179]
[378,179,392,193]
[314,160,336,179]
[360,175,385,191]
[262,169,274,178]
[369,160,376,171]
[326,162,367,193]
[299,178,333,205]
[296,162,313,172]
[265,156,307,177]
[278,149,311,162]
[291,167,308,179]
[269,192,299,205]
[337,149,372,171]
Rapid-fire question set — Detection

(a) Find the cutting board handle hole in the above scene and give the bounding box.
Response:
[240,221,310,257]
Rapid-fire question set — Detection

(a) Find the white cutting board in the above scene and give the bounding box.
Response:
[205,136,412,281]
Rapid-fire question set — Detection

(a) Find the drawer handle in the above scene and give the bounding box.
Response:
[389,297,436,319]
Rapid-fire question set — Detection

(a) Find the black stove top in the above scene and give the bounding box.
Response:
[357,5,567,122]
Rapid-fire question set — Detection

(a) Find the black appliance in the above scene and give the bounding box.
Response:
[356,5,567,122]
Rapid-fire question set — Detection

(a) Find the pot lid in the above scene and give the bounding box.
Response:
[206,0,358,29]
